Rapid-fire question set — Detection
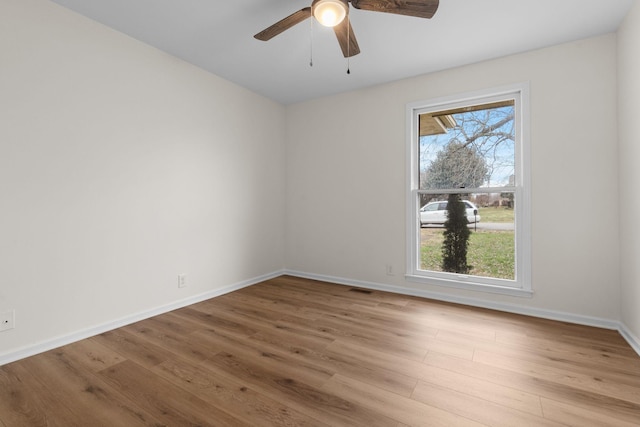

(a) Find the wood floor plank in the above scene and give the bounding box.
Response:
[121,315,222,364]
[58,336,126,373]
[250,331,419,397]
[326,339,429,379]
[192,328,335,389]
[344,302,441,335]
[434,328,497,349]
[194,295,337,352]
[414,360,544,416]
[203,352,398,427]
[252,278,380,310]
[473,349,640,404]
[146,309,208,335]
[1,275,639,426]
[269,315,339,348]
[243,280,345,308]
[324,302,440,338]
[219,286,328,320]
[322,373,486,427]
[540,397,640,427]
[17,349,162,426]
[471,338,640,385]
[426,335,477,360]
[495,327,637,362]
[0,361,84,426]
[425,351,640,424]
[314,315,431,361]
[152,356,329,426]
[171,306,258,338]
[412,380,564,427]
[99,359,250,426]
[494,329,640,372]
[250,324,335,353]
[197,297,289,331]
[91,327,175,369]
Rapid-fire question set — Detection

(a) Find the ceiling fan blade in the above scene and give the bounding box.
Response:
[254,7,312,41]
[350,0,439,19]
[333,19,360,57]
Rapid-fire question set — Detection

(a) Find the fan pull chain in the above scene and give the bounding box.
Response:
[309,16,314,67]
[346,14,351,74]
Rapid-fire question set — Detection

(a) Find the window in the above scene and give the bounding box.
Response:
[406,84,531,296]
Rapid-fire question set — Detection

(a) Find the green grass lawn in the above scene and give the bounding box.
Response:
[420,228,515,279]
[478,206,514,223]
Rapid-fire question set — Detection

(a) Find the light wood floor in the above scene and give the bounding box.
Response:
[1,276,639,426]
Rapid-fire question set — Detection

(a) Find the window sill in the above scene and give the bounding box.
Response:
[405,274,533,298]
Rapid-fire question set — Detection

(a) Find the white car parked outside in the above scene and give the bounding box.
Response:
[420,200,480,226]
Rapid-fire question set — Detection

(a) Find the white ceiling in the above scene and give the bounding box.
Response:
[50,0,633,105]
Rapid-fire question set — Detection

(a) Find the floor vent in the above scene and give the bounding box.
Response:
[349,288,373,294]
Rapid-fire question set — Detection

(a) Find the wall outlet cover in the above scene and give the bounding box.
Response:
[0,310,15,332]
[178,274,187,288]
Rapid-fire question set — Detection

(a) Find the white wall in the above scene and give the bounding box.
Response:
[618,0,640,345]
[0,0,285,358]
[286,34,621,322]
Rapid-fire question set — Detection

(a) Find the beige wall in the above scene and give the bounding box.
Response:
[286,34,621,321]
[0,0,285,357]
[618,0,640,345]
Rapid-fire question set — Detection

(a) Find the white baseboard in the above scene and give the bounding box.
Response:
[0,270,284,367]
[619,323,640,357]
[284,270,640,358]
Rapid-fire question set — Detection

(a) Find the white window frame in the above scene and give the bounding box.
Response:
[405,83,532,297]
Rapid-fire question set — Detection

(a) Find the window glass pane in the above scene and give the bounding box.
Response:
[418,192,515,280]
[419,102,515,190]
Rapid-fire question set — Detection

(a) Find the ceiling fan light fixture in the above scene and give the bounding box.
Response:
[312,0,348,27]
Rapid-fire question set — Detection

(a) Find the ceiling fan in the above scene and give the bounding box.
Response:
[254,0,439,58]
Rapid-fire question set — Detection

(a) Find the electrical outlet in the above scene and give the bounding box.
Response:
[0,310,15,332]
[178,274,187,288]
[386,264,395,276]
